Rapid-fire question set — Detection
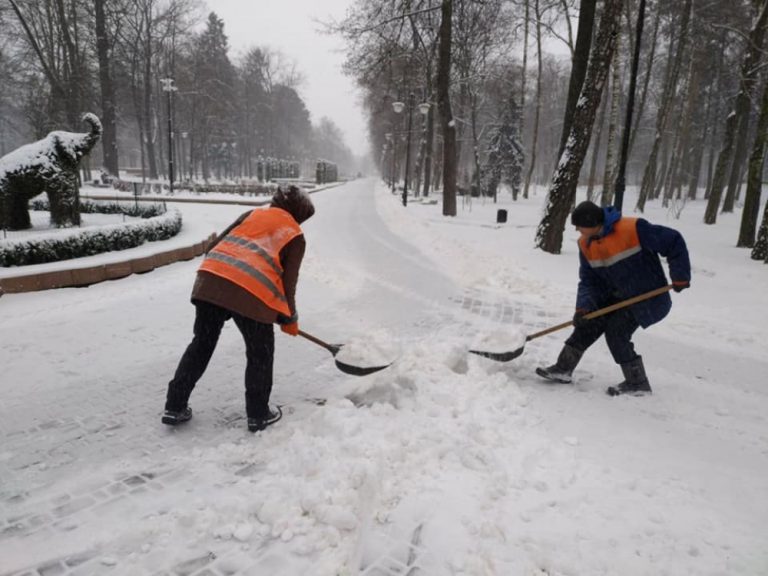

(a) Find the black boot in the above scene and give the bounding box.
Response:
[607,356,652,396]
[162,406,192,426]
[247,405,283,432]
[536,344,583,384]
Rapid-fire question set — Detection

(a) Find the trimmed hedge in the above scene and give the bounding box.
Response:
[1,209,182,267]
[111,179,278,197]
[30,198,166,218]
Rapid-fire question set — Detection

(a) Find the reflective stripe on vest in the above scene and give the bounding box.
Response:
[205,251,287,305]
[199,208,301,314]
[579,218,640,269]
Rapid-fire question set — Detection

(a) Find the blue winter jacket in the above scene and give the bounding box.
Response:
[576,207,691,328]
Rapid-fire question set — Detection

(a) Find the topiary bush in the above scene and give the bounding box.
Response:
[0,209,182,267]
[29,198,166,218]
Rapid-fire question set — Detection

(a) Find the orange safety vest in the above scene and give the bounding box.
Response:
[199,208,302,315]
[578,217,640,268]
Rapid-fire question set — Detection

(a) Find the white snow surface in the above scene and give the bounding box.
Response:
[0,179,766,575]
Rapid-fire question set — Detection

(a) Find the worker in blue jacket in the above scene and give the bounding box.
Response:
[536,200,691,396]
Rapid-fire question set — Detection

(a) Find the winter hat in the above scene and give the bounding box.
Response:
[571,201,604,227]
[271,185,315,224]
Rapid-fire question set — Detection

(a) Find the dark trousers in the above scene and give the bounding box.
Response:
[566,307,640,365]
[165,301,274,418]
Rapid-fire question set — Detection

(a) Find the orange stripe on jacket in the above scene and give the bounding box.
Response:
[199,208,301,315]
[578,217,641,268]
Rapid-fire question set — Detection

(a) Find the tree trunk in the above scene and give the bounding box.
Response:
[613,0,646,211]
[670,50,700,202]
[142,3,158,180]
[586,84,610,202]
[558,0,597,159]
[53,0,82,128]
[423,103,435,196]
[637,0,692,212]
[535,0,622,254]
[751,195,768,260]
[524,0,543,199]
[705,0,768,224]
[94,0,119,177]
[437,0,457,216]
[688,64,717,199]
[738,70,768,247]
[520,0,529,193]
[651,135,669,201]
[628,3,660,154]
[470,93,482,197]
[600,43,621,206]
[723,102,755,213]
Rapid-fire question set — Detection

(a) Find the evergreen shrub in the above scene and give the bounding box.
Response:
[1,208,182,267]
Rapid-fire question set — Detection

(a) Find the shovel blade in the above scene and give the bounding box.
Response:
[334,359,392,376]
[469,345,525,362]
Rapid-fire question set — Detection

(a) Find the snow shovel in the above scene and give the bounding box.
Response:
[298,330,392,376]
[470,285,673,362]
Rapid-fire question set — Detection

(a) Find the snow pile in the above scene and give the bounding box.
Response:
[144,342,537,575]
[333,329,400,368]
[469,326,528,354]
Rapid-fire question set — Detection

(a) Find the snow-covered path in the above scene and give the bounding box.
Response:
[1,179,766,575]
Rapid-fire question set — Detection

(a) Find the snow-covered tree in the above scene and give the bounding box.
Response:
[481,95,524,200]
[535,0,622,254]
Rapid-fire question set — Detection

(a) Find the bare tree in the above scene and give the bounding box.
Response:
[704,0,768,224]
[523,0,543,199]
[738,65,768,248]
[437,0,457,216]
[600,39,621,206]
[535,0,622,254]
[557,0,597,158]
[752,197,768,261]
[636,0,693,212]
[585,84,609,202]
[94,0,119,177]
[7,0,90,130]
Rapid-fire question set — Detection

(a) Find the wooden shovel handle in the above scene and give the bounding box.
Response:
[298,329,340,355]
[525,285,673,342]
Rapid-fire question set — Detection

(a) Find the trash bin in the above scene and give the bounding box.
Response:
[496,209,508,224]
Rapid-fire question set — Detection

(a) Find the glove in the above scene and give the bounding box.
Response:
[573,309,590,328]
[280,322,299,336]
[276,313,297,325]
[672,282,689,293]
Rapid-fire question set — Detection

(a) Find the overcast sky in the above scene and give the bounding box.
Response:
[204,0,369,156]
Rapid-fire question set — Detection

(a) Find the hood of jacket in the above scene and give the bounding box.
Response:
[598,206,622,237]
[270,185,315,224]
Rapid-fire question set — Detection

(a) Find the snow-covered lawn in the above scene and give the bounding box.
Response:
[1,210,141,242]
[0,179,765,575]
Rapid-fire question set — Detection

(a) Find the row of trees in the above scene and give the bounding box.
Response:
[338,0,768,262]
[0,1,357,182]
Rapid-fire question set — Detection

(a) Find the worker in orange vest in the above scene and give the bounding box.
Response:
[162,186,315,432]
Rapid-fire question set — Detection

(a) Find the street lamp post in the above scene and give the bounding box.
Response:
[417,100,431,198]
[160,78,177,194]
[180,131,188,180]
[385,133,395,191]
[391,96,411,206]
[391,92,428,207]
[401,92,415,207]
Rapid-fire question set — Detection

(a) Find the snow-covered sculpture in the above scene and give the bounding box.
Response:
[0,113,102,230]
